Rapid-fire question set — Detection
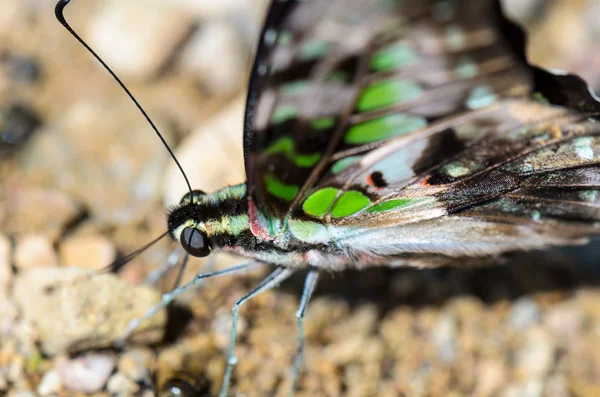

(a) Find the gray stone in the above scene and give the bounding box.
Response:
[13,267,166,355]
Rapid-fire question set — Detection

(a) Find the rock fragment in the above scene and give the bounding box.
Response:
[13,267,166,355]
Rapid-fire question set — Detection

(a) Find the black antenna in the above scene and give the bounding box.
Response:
[55,0,193,195]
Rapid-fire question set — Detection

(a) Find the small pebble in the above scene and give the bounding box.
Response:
[106,372,140,395]
[515,327,555,380]
[1,53,41,83]
[0,299,18,334]
[87,1,193,80]
[59,234,116,270]
[544,301,583,341]
[57,353,116,393]
[508,297,540,330]
[5,354,24,385]
[504,381,544,397]
[0,234,11,297]
[14,234,58,270]
[431,312,457,364]
[8,391,38,397]
[475,359,506,396]
[325,335,377,365]
[117,348,155,383]
[0,104,40,152]
[37,370,61,396]
[2,188,82,241]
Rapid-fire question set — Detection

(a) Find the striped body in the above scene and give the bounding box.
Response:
[169,185,356,270]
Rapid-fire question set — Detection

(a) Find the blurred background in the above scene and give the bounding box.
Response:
[1,0,600,396]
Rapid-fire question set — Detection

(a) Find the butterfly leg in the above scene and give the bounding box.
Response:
[172,253,217,290]
[219,267,294,397]
[289,270,319,397]
[115,259,261,347]
[144,247,184,285]
[170,253,190,290]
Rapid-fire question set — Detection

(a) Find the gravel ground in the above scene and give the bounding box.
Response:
[1,1,600,396]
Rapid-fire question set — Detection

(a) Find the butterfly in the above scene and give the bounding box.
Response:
[56,0,600,396]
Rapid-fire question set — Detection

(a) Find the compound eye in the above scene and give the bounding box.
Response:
[179,227,211,257]
[180,189,206,205]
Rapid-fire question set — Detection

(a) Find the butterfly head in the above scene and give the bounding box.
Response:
[168,190,213,257]
[167,184,250,258]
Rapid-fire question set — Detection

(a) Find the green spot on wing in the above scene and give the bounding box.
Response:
[311,117,336,130]
[265,136,294,156]
[264,173,298,202]
[574,136,594,160]
[271,105,297,124]
[298,40,331,61]
[295,153,321,167]
[281,80,310,95]
[367,198,416,213]
[327,70,350,83]
[466,86,497,109]
[455,57,479,79]
[357,80,422,112]
[303,187,338,217]
[345,113,427,144]
[441,162,471,177]
[446,25,466,50]
[331,156,361,174]
[370,42,418,72]
[289,219,329,243]
[278,31,292,45]
[265,136,321,167]
[331,191,370,218]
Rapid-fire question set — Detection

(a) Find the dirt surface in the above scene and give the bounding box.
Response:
[1,1,600,396]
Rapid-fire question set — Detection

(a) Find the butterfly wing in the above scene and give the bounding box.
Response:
[244,0,600,258]
[330,98,600,259]
[244,0,533,236]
